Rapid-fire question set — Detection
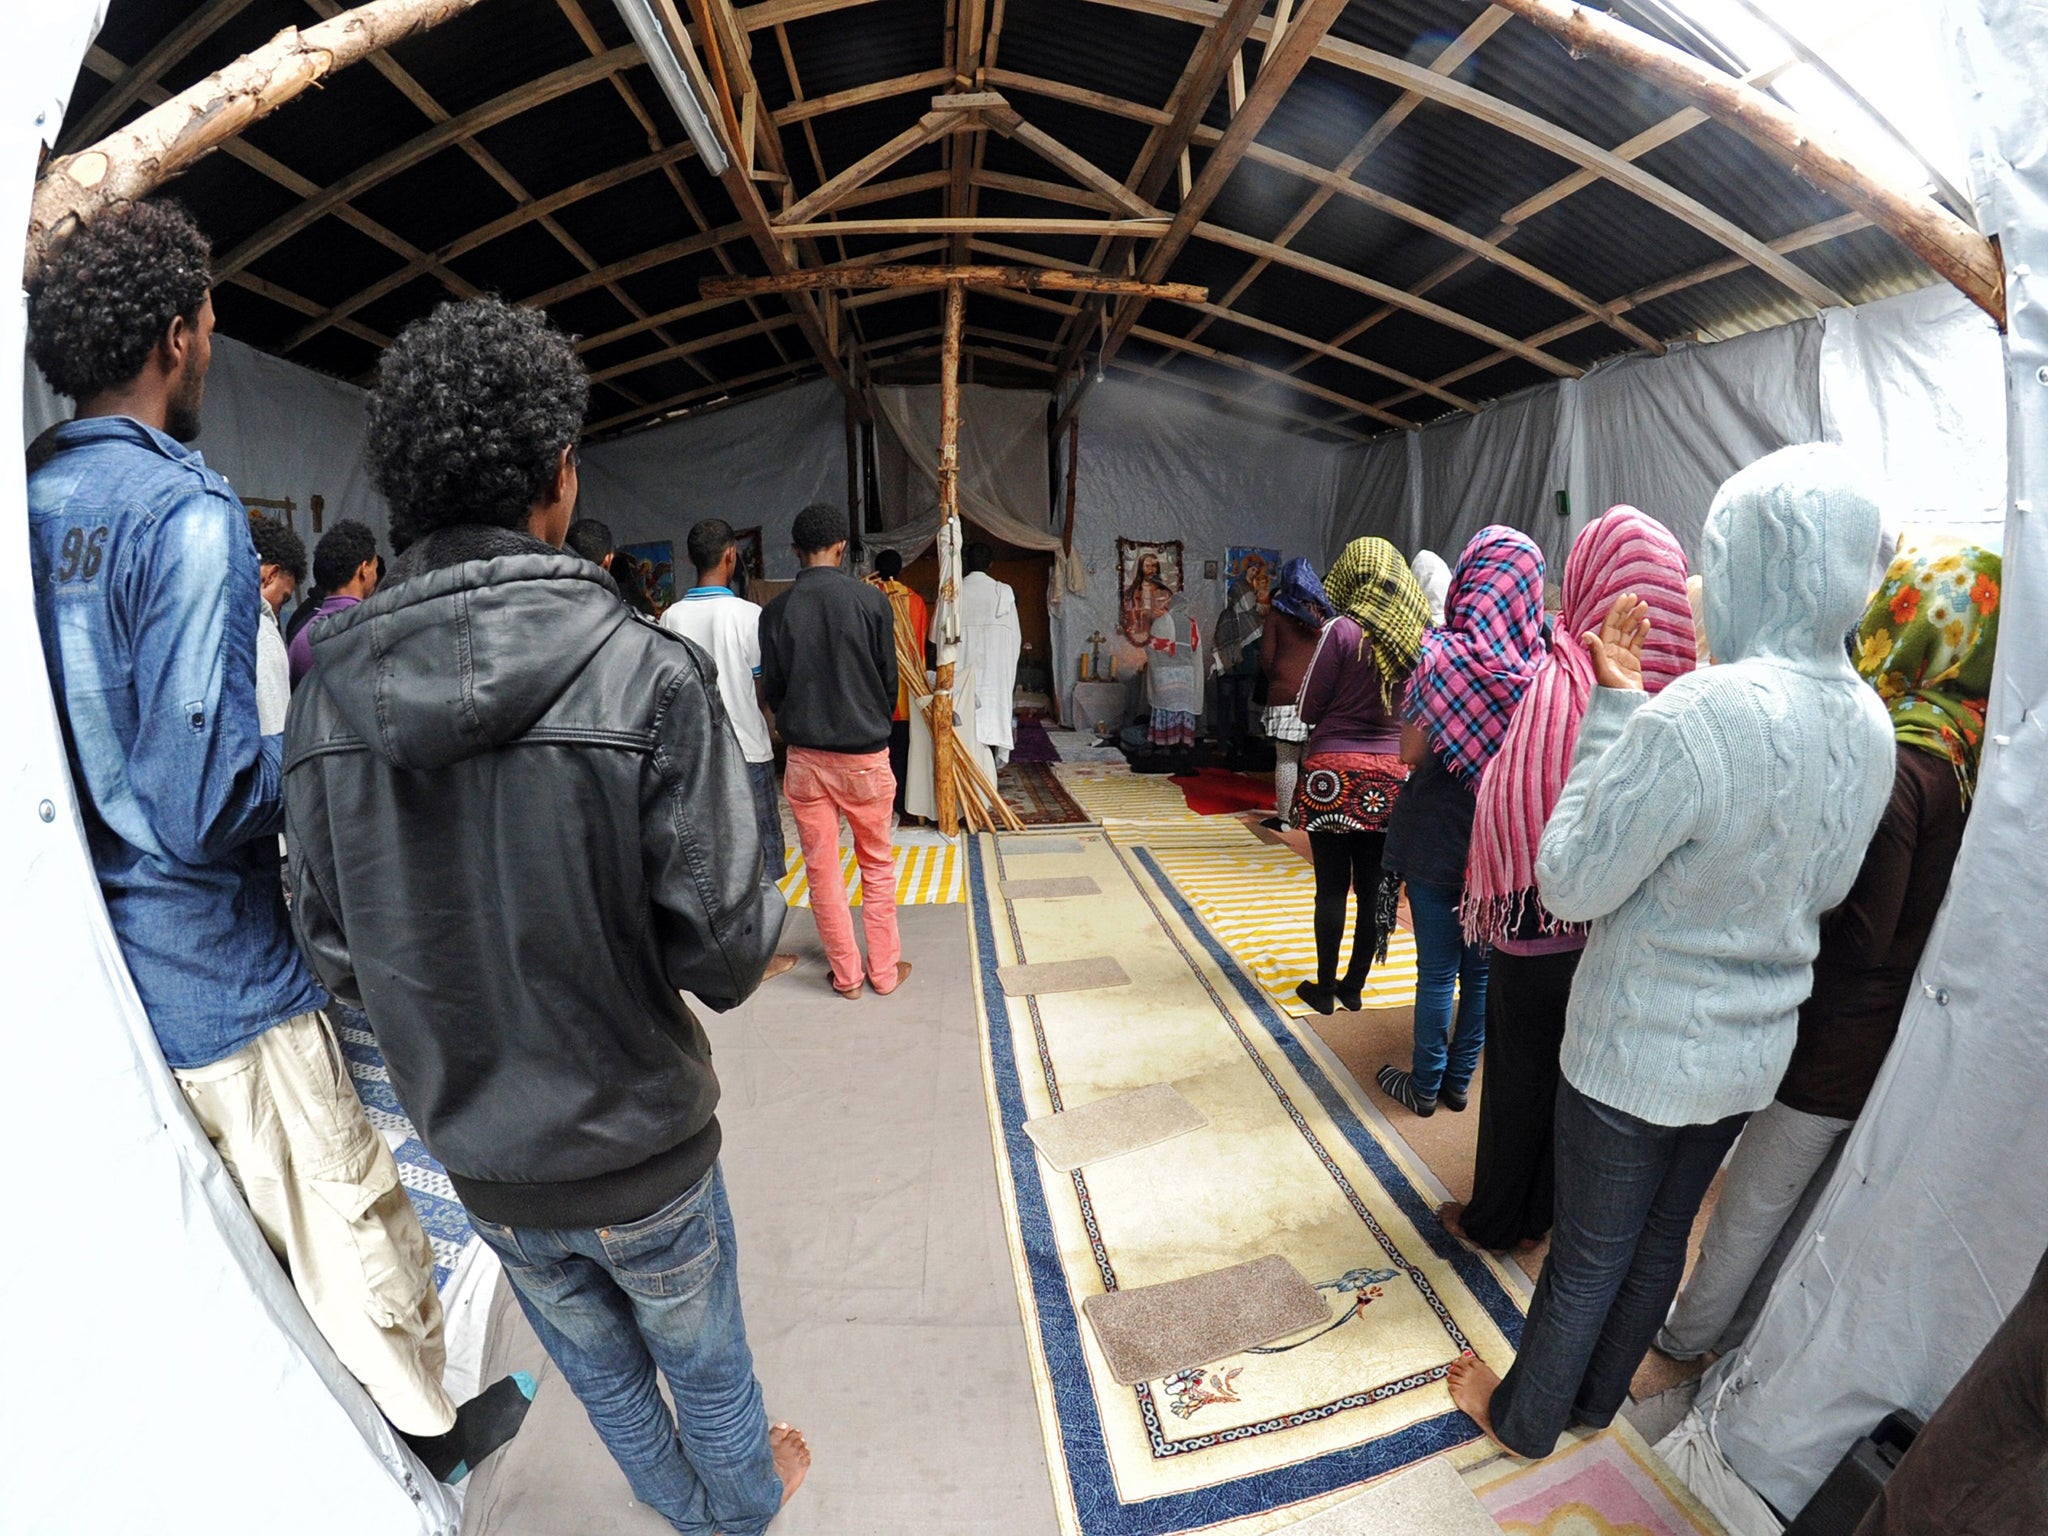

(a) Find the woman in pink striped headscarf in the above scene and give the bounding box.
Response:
[1441,506,1694,1255]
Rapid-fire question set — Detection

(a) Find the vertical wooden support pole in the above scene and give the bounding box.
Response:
[844,394,861,537]
[1061,416,1079,557]
[931,279,966,836]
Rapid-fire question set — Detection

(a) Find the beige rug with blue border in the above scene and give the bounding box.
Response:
[969,828,1527,1534]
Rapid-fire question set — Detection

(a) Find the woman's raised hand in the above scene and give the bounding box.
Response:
[1584,592,1650,692]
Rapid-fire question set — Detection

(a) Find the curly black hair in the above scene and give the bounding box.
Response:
[248,516,307,584]
[366,297,588,544]
[27,200,212,402]
[791,502,847,554]
[312,519,379,590]
[686,517,734,573]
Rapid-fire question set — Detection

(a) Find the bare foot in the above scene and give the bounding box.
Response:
[1445,1355,1510,1453]
[769,1422,811,1506]
[762,954,799,982]
[871,960,913,996]
[1438,1202,1472,1243]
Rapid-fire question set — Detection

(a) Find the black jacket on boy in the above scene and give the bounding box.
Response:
[284,525,785,1229]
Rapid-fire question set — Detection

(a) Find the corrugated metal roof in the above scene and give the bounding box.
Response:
[57,0,1949,437]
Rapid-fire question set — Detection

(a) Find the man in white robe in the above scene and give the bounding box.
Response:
[957,541,1022,767]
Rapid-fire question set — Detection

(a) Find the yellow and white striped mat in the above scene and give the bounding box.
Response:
[775,843,963,908]
[1143,842,1419,1016]
[1048,764,1421,1016]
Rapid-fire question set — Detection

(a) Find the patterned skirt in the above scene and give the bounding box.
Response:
[1261,703,1310,743]
[1149,708,1197,747]
[1293,751,1406,834]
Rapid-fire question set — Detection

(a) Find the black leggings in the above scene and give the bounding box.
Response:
[1307,830,1386,988]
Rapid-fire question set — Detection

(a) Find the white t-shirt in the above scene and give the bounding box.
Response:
[661,586,773,763]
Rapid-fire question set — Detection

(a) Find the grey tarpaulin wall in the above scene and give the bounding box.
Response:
[1326,284,2002,570]
[2,5,458,1532]
[1703,0,2048,1512]
[24,330,395,549]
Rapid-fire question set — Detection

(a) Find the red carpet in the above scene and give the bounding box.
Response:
[1169,768,1275,817]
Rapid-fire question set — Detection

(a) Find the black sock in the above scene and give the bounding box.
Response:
[400,1372,538,1484]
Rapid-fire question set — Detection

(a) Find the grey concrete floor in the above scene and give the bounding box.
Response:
[463,904,1059,1536]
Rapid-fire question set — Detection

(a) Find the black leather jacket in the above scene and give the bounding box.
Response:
[283,526,785,1228]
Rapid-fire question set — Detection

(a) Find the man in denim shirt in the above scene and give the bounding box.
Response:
[26,202,527,1481]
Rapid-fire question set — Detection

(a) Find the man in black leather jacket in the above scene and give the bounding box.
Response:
[284,298,809,1528]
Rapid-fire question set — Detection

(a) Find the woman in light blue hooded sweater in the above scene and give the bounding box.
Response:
[1448,443,1896,1458]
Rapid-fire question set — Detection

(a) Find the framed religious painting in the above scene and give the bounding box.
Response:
[732,526,766,585]
[1116,537,1184,654]
[613,540,676,616]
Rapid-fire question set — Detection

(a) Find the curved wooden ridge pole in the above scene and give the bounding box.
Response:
[27,0,488,282]
[1484,0,2004,325]
[701,264,1206,301]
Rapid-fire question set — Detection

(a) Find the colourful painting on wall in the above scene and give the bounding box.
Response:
[1225,546,1279,604]
[614,540,676,616]
[1116,537,1184,657]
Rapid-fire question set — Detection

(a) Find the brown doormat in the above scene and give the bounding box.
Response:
[1022,1083,1206,1171]
[1000,875,1101,901]
[997,956,1130,996]
[998,761,1094,826]
[1083,1254,1330,1386]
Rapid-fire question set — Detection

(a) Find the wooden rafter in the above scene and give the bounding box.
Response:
[519,224,749,310]
[1056,0,1355,425]
[292,0,708,389]
[35,0,493,280]
[71,45,473,345]
[214,47,632,279]
[773,108,971,226]
[1042,0,1264,401]
[982,106,1161,218]
[1483,0,2001,322]
[549,0,793,381]
[1180,9,1513,349]
[279,141,699,353]
[781,215,1170,238]
[57,0,263,154]
[1082,0,1849,310]
[700,264,1206,299]
[671,0,861,406]
[587,357,816,434]
[1112,355,1374,441]
[770,68,955,126]
[588,313,800,383]
[1127,325,1413,428]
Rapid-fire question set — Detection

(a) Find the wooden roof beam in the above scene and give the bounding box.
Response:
[279,142,701,354]
[1182,8,1512,347]
[774,108,972,226]
[586,357,817,435]
[1127,323,1416,430]
[214,46,634,279]
[1078,0,1850,310]
[588,313,800,382]
[700,264,1205,298]
[781,215,1170,239]
[1056,0,1355,428]
[57,0,264,154]
[71,42,485,316]
[1111,355,1374,441]
[1484,0,2000,322]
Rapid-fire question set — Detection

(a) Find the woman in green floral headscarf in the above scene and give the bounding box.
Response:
[1853,541,2001,802]
[1657,540,1999,1364]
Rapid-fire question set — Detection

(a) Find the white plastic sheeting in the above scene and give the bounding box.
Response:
[576,376,847,580]
[1047,375,1369,712]
[24,331,394,549]
[1703,0,2048,1513]
[1326,281,2001,585]
[2,7,457,1534]
[868,382,1060,556]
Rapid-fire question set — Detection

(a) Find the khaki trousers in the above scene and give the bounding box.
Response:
[176,1010,456,1435]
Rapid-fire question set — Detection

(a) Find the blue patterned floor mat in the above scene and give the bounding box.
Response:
[330,1003,477,1291]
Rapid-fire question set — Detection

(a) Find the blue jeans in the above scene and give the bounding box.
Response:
[747,759,787,878]
[1405,880,1487,1098]
[1488,1080,1747,1457]
[470,1163,782,1536]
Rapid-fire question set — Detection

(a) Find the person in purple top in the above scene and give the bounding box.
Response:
[286,518,380,685]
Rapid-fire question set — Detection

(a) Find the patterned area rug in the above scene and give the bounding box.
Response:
[969,830,1525,1536]
[1468,1420,1729,1536]
[1001,760,1096,826]
[331,1003,477,1291]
